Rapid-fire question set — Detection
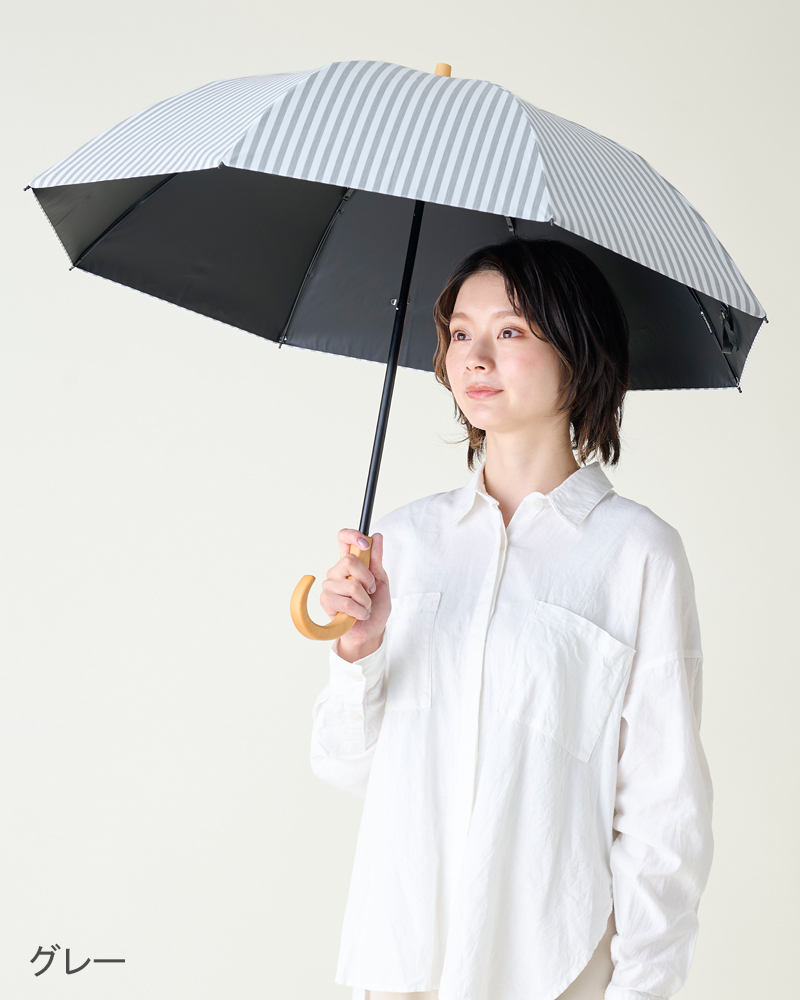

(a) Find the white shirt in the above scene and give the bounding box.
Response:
[310,460,713,1000]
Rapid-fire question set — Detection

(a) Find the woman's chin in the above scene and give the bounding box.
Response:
[462,406,504,431]
[463,410,503,432]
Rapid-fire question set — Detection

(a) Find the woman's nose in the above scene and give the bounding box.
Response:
[466,343,493,369]
[465,337,493,370]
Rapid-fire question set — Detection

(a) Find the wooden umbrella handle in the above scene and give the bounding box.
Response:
[290,537,374,640]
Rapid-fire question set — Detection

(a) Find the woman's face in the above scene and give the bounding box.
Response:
[445,270,568,437]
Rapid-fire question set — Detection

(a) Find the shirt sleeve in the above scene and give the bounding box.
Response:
[605,527,714,1000]
[309,632,388,798]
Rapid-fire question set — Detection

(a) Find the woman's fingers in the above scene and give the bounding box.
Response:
[368,532,385,585]
[327,551,375,592]
[321,531,373,620]
[320,577,371,619]
[322,573,370,606]
[334,530,378,587]
[337,527,371,558]
[321,590,372,621]
[321,530,391,635]
[321,528,392,623]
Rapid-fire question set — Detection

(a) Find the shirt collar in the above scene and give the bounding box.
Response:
[447,460,615,530]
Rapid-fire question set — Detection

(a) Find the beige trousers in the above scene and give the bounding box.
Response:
[366,911,615,1000]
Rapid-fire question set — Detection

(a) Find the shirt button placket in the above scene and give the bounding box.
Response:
[450,505,509,883]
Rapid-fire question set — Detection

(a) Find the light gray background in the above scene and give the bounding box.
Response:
[2,1,797,997]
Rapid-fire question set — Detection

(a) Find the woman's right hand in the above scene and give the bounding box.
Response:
[320,529,391,660]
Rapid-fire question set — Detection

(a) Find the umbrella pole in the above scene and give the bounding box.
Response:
[289,199,426,640]
[359,199,426,535]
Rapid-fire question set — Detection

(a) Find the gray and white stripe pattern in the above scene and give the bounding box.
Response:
[520,101,761,316]
[31,72,314,188]
[224,61,551,222]
[30,59,764,318]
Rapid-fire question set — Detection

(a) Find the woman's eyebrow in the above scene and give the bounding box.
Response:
[450,309,521,322]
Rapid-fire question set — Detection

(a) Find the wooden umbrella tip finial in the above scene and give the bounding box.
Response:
[435,63,452,77]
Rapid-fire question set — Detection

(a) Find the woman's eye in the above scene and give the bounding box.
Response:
[450,328,523,341]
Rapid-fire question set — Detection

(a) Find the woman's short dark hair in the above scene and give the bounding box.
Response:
[432,237,630,471]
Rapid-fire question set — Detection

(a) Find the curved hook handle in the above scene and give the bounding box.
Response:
[290,537,373,640]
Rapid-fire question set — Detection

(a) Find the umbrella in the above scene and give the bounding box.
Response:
[26,59,766,639]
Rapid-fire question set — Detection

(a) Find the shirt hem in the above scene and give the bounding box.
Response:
[342,981,438,996]
[339,903,614,1000]
[541,899,615,1000]
[604,988,668,1000]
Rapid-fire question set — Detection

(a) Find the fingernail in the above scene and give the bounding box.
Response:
[369,583,376,594]
[365,610,371,619]
[357,537,369,549]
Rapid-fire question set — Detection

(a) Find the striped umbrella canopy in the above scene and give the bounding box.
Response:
[27,59,767,638]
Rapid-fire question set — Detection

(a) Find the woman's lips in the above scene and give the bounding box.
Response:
[466,388,502,398]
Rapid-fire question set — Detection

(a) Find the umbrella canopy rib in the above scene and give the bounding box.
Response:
[278,187,354,347]
[72,174,177,268]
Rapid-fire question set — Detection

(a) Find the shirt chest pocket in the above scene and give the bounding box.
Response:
[384,591,442,712]
[497,601,636,761]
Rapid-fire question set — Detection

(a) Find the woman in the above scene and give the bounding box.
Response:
[310,238,714,1000]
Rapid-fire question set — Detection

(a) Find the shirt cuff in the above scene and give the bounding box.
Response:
[330,635,386,690]
[605,988,667,1000]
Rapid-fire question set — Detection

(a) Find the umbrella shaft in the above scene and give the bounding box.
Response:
[359,200,426,535]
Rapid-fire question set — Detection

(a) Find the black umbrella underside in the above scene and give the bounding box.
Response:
[32,165,762,393]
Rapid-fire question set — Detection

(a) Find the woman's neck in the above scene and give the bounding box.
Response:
[482,429,580,528]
